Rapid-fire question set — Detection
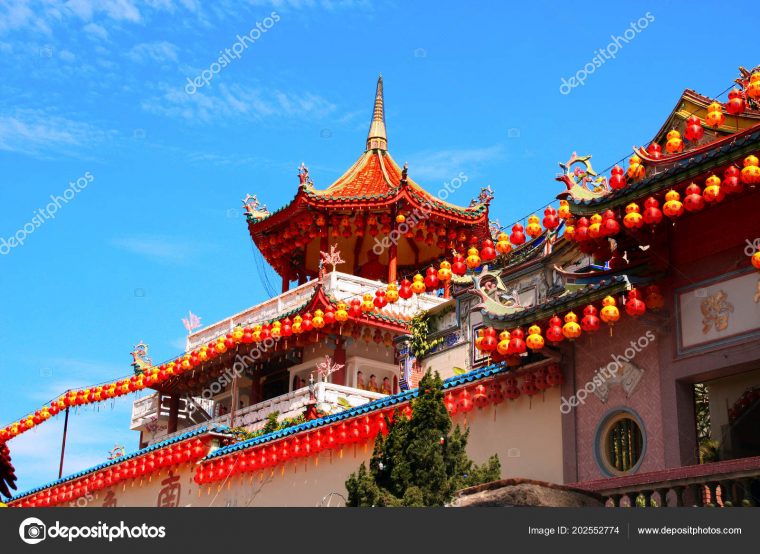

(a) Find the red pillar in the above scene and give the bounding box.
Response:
[443,280,451,299]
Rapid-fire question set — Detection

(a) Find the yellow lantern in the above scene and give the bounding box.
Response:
[562,311,581,340]
[665,130,683,154]
[588,213,602,239]
[526,214,542,238]
[361,293,374,312]
[497,330,511,355]
[705,101,725,128]
[292,315,303,334]
[312,309,325,329]
[558,199,571,220]
[703,174,722,203]
[563,224,575,240]
[271,320,282,338]
[232,325,244,342]
[752,251,760,270]
[438,261,452,282]
[623,203,643,230]
[747,72,760,100]
[335,302,348,322]
[741,155,760,185]
[663,190,683,219]
[627,154,646,180]
[526,325,544,350]
[252,324,262,342]
[395,214,406,224]
[600,296,621,330]
[496,232,512,254]
[215,339,227,353]
[411,274,426,294]
[385,283,399,304]
[466,247,481,269]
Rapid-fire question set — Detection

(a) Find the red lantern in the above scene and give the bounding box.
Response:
[542,206,559,230]
[473,384,489,409]
[723,166,743,195]
[642,197,662,226]
[646,143,662,160]
[398,279,413,300]
[546,315,564,343]
[488,381,505,405]
[457,389,473,413]
[726,88,746,116]
[534,368,549,391]
[520,374,538,396]
[684,115,704,142]
[424,267,440,290]
[683,183,705,212]
[601,210,620,237]
[348,299,362,317]
[510,223,526,246]
[546,363,564,387]
[581,304,600,333]
[451,254,467,276]
[373,289,388,309]
[480,239,497,262]
[625,288,647,317]
[609,165,626,190]
[479,327,498,353]
[508,327,526,355]
[444,392,458,414]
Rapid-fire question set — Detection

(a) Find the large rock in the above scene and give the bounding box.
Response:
[449,478,603,507]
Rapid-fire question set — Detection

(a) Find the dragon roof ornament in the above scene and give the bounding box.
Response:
[556,152,610,202]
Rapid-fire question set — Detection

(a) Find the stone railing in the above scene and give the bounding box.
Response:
[574,456,760,507]
[145,382,387,445]
[185,271,446,351]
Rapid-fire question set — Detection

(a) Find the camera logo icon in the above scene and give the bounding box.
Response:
[19,517,46,545]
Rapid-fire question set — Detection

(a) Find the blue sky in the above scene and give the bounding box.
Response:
[0,0,758,493]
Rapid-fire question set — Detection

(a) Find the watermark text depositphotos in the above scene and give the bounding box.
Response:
[1,171,95,256]
[559,12,654,95]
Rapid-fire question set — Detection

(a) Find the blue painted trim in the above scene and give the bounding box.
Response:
[11,424,229,501]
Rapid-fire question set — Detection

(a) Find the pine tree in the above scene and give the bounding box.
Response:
[346,371,501,506]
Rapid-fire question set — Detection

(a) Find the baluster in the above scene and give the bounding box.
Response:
[655,487,670,507]
[738,478,755,507]
[720,480,734,507]
[688,484,704,507]
[608,494,621,507]
[706,482,719,507]
[673,486,685,507]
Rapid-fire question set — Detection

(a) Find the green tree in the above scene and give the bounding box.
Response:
[346,371,501,506]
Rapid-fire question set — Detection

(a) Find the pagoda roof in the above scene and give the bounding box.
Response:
[564,122,760,214]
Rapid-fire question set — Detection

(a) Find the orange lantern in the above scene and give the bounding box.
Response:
[495,232,512,255]
[741,155,760,185]
[663,190,684,219]
[496,330,510,356]
[562,311,581,340]
[623,203,643,230]
[702,174,724,203]
[385,283,399,304]
[665,130,683,154]
[526,214,542,238]
[526,325,544,350]
[627,154,645,180]
[411,274,426,295]
[437,261,452,282]
[600,296,620,331]
[558,199,571,219]
[465,247,481,269]
[705,101,725,128]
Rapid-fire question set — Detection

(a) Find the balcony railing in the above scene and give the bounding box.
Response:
[574,456,760,507]
[141,382,387,445]
[185,271,446,351]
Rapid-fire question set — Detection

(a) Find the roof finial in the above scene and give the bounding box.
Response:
[366,74,387,151]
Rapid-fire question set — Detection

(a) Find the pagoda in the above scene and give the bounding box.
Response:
[244,76,492,291]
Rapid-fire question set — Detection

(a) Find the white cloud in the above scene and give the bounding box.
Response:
[0,109,110,157]
[142,82,336,123]
[127,40,179,63]
[406,145,504,181]
[83,21,109,40]
[111,236,200,264]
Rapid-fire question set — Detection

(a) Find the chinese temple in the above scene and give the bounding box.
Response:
[3,67,760,508]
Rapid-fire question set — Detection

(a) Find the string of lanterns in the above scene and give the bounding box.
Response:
[0,293,405,444]
[474,287,659,359]
[563,156,760,253]
[13,438,209,507]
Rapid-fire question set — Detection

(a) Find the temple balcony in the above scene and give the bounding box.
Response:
[133,382,387,446]
[184,271,447,352]
[575,456,760,507]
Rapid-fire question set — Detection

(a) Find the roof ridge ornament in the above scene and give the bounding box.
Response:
[366,75,388,151]
[400,162,408,186]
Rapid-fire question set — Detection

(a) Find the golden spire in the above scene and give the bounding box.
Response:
[366,75,387,151]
